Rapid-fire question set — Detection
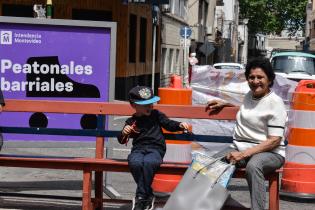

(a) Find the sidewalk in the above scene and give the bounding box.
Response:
[0,142,314,209]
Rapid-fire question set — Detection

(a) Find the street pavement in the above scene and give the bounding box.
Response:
[0,141,314,210]
[0,115,314,209]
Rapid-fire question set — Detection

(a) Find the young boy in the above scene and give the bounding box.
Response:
[117,86,191,210]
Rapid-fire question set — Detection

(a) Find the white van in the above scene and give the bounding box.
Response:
[213,63,244,71]
[270,52,315,81]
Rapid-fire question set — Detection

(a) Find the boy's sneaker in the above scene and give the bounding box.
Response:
[143,196,155,210]
[132,196,145,210]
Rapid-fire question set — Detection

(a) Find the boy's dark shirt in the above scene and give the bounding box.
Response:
[117,109,182,156]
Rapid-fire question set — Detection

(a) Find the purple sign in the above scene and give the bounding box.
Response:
[0,18,116,141]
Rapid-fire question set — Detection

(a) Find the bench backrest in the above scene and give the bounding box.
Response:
[2,99,238,119]
[0,99,239,159]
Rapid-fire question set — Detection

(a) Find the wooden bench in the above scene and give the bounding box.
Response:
[0,99,281,210]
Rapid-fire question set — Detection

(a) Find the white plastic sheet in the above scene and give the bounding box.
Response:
[190,65,297,137]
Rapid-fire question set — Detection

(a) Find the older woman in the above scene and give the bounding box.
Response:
[206,58,287,210]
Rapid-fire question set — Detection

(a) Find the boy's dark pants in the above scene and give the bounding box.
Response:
[128,147,163,198]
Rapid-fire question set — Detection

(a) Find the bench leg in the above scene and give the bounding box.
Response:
[94,136,105,210]
[82,170,93,210]
[268,173,279,210]
[94,171,103,210]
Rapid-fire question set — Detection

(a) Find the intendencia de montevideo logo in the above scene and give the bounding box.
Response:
[1,31,42,45]
[0,31,13,45]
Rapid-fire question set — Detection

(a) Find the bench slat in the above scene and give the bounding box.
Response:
[0,157,188,175]
[0,127,234,143]
[3,99,238,119]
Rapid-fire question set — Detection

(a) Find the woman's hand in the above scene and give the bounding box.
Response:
[226,151,248,164]
[205,100,232,111]
[226,136,282,164]
[0,105,2,112]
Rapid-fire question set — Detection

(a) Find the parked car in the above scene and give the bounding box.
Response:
[270,51,315,81]
[213,63,244,71]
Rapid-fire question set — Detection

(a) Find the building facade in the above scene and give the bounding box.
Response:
[159,0,218,87]
[187,0,217,65]
[214,0,239,63]
[307,0,315,50]
[160,0,188,87]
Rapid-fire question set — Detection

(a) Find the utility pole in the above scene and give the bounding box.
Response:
[151,5,159,94]
[184,27,188,85]
[180,26,192,87]
[243,19,249,65]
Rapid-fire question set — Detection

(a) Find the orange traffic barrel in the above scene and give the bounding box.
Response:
[169,74,183,89]
[152,76,192,194]
[281,80,315,199]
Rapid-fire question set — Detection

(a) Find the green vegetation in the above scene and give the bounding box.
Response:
[239,0,309,35]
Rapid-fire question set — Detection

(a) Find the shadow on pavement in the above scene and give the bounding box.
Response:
[0,180,84,192]
[0,196,133,210]
[280,194,315,204]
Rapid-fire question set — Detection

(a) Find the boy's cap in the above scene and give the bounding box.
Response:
[129,86,160,105]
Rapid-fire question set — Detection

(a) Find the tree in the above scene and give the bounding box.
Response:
[239,0,308,35]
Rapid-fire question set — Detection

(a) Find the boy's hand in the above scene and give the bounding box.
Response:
[122,124,139,136]
[179,122,191,131]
